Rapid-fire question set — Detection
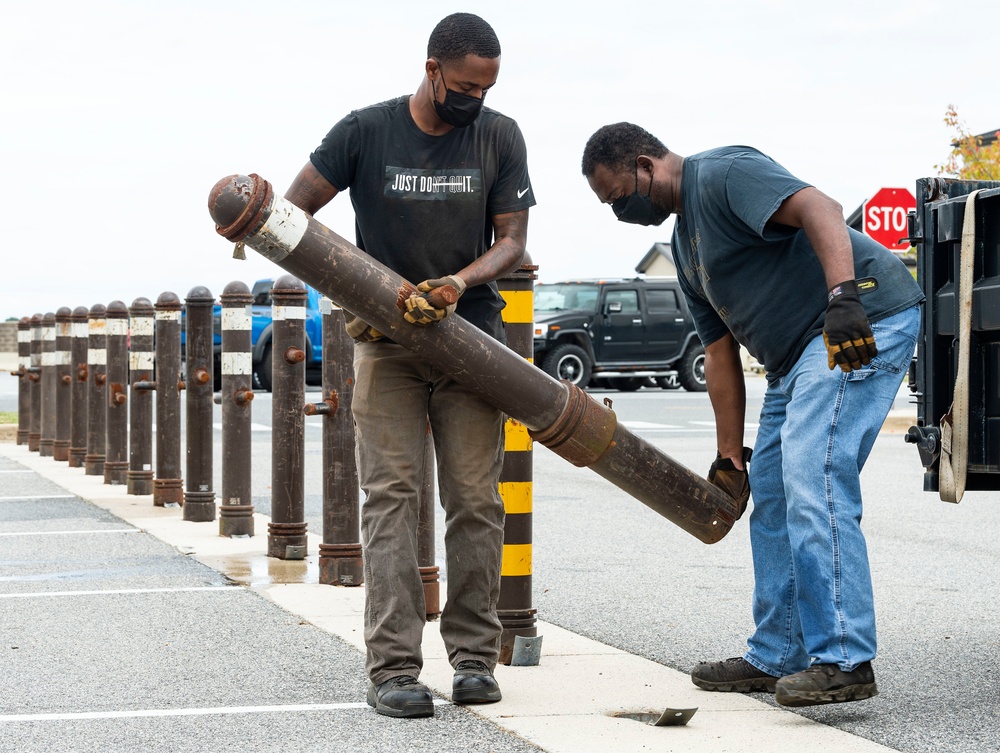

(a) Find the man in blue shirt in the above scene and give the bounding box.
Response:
[582,122,922,707]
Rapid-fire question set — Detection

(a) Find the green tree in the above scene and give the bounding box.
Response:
[936,105,1000,180]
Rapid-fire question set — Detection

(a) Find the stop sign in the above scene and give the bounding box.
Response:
[862,187,916,250]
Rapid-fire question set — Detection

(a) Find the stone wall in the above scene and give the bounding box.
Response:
[0,321,16,355]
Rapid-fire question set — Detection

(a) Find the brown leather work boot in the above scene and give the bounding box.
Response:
[774,661,878,707]
[690,657,779,693]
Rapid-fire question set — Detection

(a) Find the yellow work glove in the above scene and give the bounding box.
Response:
[344,313,383,343]
[823,279,877,372]
[707,447,753,519]
[403,275,467,326]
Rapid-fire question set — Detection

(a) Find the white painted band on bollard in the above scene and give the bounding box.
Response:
[129,352,155,370]
[155,310,182,322]
[107,319,129,336]
[222,352,252,375]
[222,309,251,330]
[72,322,88,338]
[273,305,306,321]
[249,196,309,263]
[130,317,154,337]
[89,320,107,336]
[88,349,107,365]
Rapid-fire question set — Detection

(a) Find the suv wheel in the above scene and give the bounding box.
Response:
[677,343,707,392]
[612,377,645,392]
[655,375,680,390]
[254,342,273,392]
[542,344,592,387]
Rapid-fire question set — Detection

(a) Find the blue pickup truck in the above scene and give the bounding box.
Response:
[249,278,324,391]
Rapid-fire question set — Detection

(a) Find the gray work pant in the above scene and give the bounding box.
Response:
[352,342,505,685]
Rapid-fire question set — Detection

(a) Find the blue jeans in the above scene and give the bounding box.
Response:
[744,305,919,675]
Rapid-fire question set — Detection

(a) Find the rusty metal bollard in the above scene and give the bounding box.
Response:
[104,301,129,485]
[306,300,362,584]
[15,317,31,445]
[184,286,216,522]
[219,281,256,537]
[28,314,43,452]
[39,312,57,458]
[268,275,308,560]
[153,292,184,506]
[417,420,440,620]
[497,260,539,664]
[207,173,741,543]
[68,306,90,467]
[128,297,155,495]
[85,304,107,476]
[53,307,73,462]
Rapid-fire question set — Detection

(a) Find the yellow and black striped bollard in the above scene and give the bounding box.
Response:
[497,259,538,665]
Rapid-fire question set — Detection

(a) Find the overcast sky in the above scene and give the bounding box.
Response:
[3,0,998,320]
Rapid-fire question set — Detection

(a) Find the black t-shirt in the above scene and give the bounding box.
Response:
[310,95,535,341]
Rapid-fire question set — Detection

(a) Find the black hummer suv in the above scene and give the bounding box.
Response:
[532,277,706,392]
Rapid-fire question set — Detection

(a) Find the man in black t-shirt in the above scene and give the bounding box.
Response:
[284,13,534,719]
[583,123,922,709]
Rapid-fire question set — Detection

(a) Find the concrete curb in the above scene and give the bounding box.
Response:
[0,441,896,753]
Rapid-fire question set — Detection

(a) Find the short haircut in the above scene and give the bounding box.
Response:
[427,13,501,64]
[582,122,669,177]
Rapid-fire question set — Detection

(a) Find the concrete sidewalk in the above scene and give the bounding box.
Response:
[0,440,897,753]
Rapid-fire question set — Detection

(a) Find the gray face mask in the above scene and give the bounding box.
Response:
[612,163,670,226]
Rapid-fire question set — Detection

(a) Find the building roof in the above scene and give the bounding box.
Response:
[634,242,673,274]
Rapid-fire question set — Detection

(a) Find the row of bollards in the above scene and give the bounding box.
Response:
[10,266,539,661]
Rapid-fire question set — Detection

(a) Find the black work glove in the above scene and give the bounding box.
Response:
[823,279,877,372]
[708,447,753,519]
[404,275,467,326]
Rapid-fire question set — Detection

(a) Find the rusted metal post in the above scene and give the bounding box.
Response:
[104,301,129,485]
[268,275,308,560]
[85,305,107,476]
[153,292,183,506]
[497,260,539,664]
[307,301,363,584]
[207,174,741,544]
[15,317,31,446]
[28,314,42,452]
[184,286,216,522]
[39,312,57,458]
[68,306,90,467]
[417,420,440,620]
[128,297,155,495]
[219,281,256,537]
[53,307,73,462]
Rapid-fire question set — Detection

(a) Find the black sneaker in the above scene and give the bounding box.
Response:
[452,660,502,704]
[774,662,878,707]
[366,675,434,718]
[691,657,779,693]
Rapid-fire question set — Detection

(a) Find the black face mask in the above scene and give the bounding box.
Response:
[612,163,670,226]
[433,70,485,128]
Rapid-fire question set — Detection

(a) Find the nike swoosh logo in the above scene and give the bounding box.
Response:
[517,187,530,199]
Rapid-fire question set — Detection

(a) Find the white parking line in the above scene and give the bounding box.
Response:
[0,495,76,502]
[0,586,237,600]
[0,529,140,537]
[621,421,682,429]
[0,701,456,723]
